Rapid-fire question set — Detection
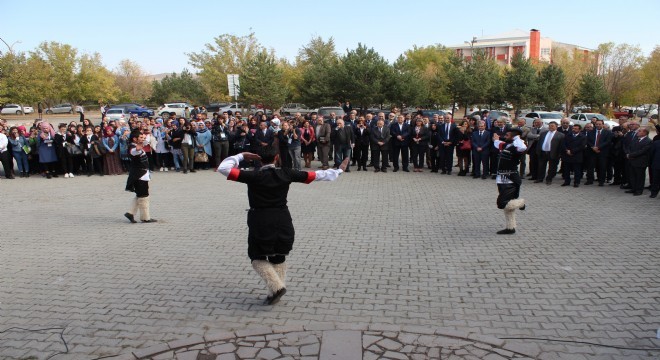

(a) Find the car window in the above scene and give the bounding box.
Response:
[540,113,562,119]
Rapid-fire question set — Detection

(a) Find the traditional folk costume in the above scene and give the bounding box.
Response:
[494,135,527,234]
[124,137,157,223]
[218,153,344,304]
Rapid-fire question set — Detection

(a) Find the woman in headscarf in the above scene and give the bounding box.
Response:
[195,121,212,170]
[37,122,59,178]
[102,126,123,175]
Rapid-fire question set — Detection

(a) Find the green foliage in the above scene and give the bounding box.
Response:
[576,72,610,110]
[150,69,206,105]
[504,53,537,113]
[536,64,565,110]
[398,45,453,106]
[297,36,339,107]
[332,43,391,108]
[241,52,288,110]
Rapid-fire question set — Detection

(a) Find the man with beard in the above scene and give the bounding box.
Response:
[493,128,527,234]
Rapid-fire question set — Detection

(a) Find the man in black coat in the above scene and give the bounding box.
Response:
[625,128,652,196]
[330,119,354,172]
[371,119,391,172]
[561,124,587,187]
[584,120,613,186]
[353,119,370,171]
[389,114,410,172]
[438,114,458,174]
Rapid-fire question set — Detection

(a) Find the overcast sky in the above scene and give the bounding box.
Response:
[3,0,658,74]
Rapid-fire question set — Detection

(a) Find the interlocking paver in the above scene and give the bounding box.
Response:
[0,164,658,359]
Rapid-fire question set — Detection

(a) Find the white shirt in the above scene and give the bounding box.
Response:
[0,133,8,152]
[217,154,344,181]
[494,136,527,184]
[541,131,555,152]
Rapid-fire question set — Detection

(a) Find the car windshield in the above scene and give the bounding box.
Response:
[540,113,562,119]
[107,109,122,114]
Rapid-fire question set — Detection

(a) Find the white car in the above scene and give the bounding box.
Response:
[105,108,129,121]
[158,102,192,117]
[522,111,564,126]
[569,113,619,129]
[1,104,28,115]
[23,106,34,114]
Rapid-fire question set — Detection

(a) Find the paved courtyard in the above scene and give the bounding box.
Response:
[0,164,658,360]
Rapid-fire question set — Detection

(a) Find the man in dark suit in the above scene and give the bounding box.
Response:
[561,124,587,187]
[535,121,565,185]
[389,114,410,172]
[79,126,100,176]
[526,119,544,180]
[438,114,457,174]
[370,119,391,172]
[353,119,370,171]
[621,120,639,189]
[649,136,660,198]
[330,119,354,172]
[471,120,491,179]
[489,119,509,179]
[585,120,613,186]
[557,118,572,175]
[255,121,275,147]
[625,128,652,196]
[609,119,628,186]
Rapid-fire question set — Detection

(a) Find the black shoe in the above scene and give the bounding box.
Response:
[574,183,580,188]
[491,175,496,179]
[598,183,604,187]
[46,173,52,179]
[584,181,593,185]
[374,169,380,173]
[561,183,570,187]
[345,169,350,172]
[51,173,58,178]
[624,190,635,193]
[266,288,286,305]
[432,170,439,173]
[633,192,642,196]
[620,185,631,189]
[481,175,488,179]
[533,180,543,183]
[362,166,367,171]
[609,182,621,186]
[520,205,526,211]
[446,172,451,175]
[393,168,399,172]
[650,193,658,198]
[497,228,516,235]
[441,170,446,174]
[190,169,196,173]
[124,213,137,223]
[381,168,387,173]
[529,177,538,181]
[546,180,552,185]
[142,219,158,223]
[403,169,409,172]
[356,167,361,171]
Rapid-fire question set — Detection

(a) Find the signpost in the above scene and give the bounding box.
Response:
[227,74,240,111]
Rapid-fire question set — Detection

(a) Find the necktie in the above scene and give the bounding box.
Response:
[479,131,483,136]
[595,130,600,146]
[445,124,450,139]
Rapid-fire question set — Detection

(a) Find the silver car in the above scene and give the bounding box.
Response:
[0,104,27,115]
[45,103,74,114]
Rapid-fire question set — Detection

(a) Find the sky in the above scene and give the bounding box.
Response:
[2,0,658,75]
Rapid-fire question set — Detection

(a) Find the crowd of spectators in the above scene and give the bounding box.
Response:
[1,108,658,198]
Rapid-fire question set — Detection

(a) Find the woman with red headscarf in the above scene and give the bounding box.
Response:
[38,122,59,178]
[102,126,123,175]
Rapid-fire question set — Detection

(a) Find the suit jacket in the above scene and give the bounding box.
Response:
[471,130,491,154]
[557,126,572,137]
[586,129,613,154]
[330,126,354,145]
[621,130,637,154]
[536,130,565,160]
[517,126,531,142]
[526,126,543,151]
[438,123,457,145]
[410,126,430,146]
[255,128,275,146]
[628,136,652,167]
[370,126,391,150]
[79,134,99,154]
[315,123,332,145]
[354,126,371,147]
[389,122,410,146]
[649,139,660,170]
[563,132,587,163]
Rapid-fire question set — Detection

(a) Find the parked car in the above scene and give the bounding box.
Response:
[523,111,564,126]
[569,113,619,129]
[1,104,28,115]
[105,108,129,121]
[158,102,192,117]
[469,110,511,121]
[112,103,154,117]
[280,103,317,116]
[419,109,447,119]
[45,103,73,114]
[316,106,345,119]
[634,104,658,118]
[205,103,231,113]
[23,105,34,114]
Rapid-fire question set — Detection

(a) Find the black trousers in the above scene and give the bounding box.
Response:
[472,150,490,176]
[650,168,660,194]
[630,166,647,194]
[562,162,583,185]
[612,153,626,184]
[354,144,369,167]
[410,143,426,169]
[0,150,13,178]
[430,147,440,171]
[537,151,559,181]
[59,150,73,174]
[247,208,294,261]
[371,148,389,170]
[439,145,455,173]
[497,183,520,209]
[528,151,539,178]
[586,151,608,184]
[392,144,409,170]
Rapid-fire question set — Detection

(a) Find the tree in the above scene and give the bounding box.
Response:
[241,52,287,111]
[188,32,264,102]
[597,42,645,108]
[504,53,537,117]
[388,57,429,108]
[114,59,152,102]
[0,52,53,105]
[150,69,206,105]
[71,53,119,104]
[460,49,500,114]
[637,46,660,109]
[332,43,391,109]
[397,45,453,106]
[33,41,78,104]
[444,52,470,115]
[536,64,565,111]
[576,72,609,110]
[296,36,339,107]
[552,47,595,112]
